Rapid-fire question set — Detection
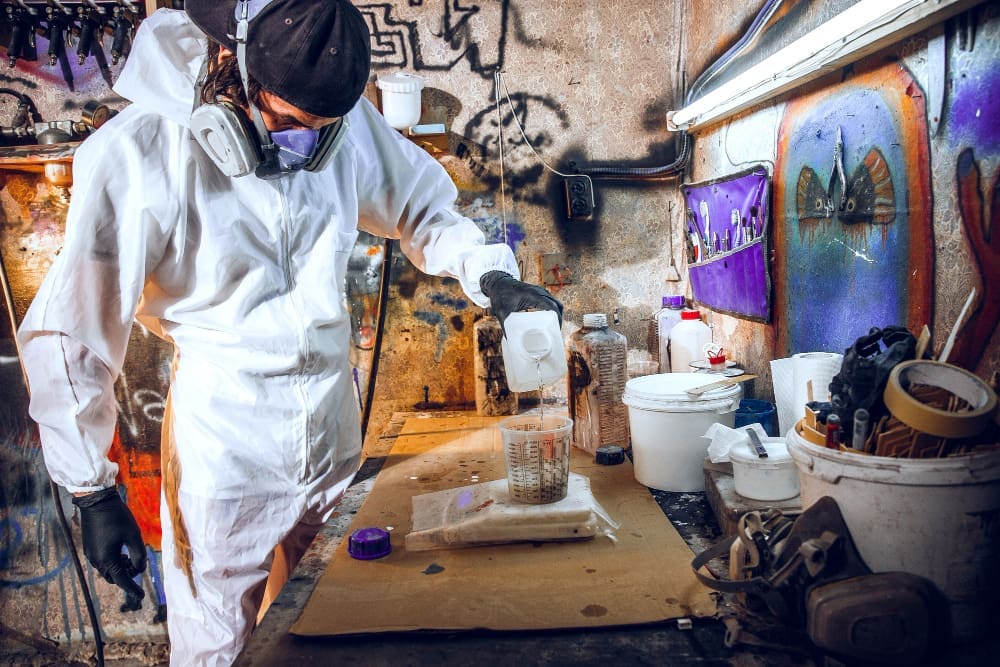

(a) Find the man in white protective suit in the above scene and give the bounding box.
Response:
[16,1,562,664]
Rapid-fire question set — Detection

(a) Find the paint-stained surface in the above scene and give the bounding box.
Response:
[773,61,932,356]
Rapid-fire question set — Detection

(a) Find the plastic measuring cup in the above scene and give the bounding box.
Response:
[498,414,573,504]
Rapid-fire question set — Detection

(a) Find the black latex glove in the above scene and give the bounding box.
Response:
[479,270,564,334]
[72,487,146,612]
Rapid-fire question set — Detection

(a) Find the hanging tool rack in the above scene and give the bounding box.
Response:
[0,1,159,70]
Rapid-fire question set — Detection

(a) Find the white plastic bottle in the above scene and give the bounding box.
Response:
[656,295,686,373]
[500,310,567,392]
[567,313,630,455]
[668,309,712,372]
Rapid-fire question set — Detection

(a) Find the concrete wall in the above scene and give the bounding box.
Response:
[0,1,997,662]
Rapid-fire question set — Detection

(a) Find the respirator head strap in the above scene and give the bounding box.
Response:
[234,0,281,179]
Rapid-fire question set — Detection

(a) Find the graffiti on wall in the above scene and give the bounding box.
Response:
[773,60,933,356]
[946,29,1000,370]
[360,1,509,74]
[360,1,567,205]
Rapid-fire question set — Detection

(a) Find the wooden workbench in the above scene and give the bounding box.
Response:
[235,411,1000,666]
[234,411,814,666]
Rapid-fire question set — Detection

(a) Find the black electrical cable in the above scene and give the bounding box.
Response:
[0,88,44,127]
[359,238,393,441]
[564,1,785,184]
[0,254,106,666]
[577,131,690,182]
[51,480,106,666]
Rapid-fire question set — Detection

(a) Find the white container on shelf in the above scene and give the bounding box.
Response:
[668,310,712,372]
[500,310,567,392]
[656,295,685,373]
[622,373,741,491]
[728,437,799,501]
[376,72,425,130]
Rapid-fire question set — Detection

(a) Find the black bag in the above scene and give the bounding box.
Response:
[827,325,916,436]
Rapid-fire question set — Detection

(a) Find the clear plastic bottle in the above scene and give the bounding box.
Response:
[656,295,686,373]
[473,315,517,416]
[646,298,666,366]
[668,309,712,372]
[567,313,630,455]
[500,310,567,392]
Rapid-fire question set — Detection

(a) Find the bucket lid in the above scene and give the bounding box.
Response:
[729,437,792,465]
[376,72,425,93]
[622,372,741,413]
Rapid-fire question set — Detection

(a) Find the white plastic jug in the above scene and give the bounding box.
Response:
[668,309,712,372]
[500,310,567,392]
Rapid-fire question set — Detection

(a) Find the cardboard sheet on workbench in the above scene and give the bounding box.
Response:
[291,414,716,636]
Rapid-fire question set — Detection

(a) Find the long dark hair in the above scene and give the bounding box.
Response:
[200,41,265,108]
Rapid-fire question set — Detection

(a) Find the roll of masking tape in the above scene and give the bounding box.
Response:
[883,360,997,438]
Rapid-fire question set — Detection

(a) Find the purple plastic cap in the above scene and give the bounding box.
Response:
[663,295,685,308]
[348,527,392,560]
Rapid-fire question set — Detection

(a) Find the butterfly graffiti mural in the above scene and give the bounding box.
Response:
[773,61,933,357]
[796,127,896,228]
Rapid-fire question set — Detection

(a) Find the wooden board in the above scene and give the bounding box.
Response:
[703,462,801,537]
[292,413,718,636]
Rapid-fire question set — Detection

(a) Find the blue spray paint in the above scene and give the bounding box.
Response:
[949,63,1000,151]
[414,310,448,360]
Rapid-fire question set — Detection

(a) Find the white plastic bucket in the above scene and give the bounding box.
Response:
[786,427,1000,644]
[623,373,742,491]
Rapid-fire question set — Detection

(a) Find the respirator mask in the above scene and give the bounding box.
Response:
[189,0,348,180]
[691,497,945,664]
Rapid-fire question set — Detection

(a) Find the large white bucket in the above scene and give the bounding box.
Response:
[786,427,1000,644]
[623,373,741,492]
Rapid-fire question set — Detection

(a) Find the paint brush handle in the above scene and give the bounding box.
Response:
[685,374,757,397]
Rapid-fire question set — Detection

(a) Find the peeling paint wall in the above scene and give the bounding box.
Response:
[0,1,998,662]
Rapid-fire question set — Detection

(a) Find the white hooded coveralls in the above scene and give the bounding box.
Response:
[16,9,518,666]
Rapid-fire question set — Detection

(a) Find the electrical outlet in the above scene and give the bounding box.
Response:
[562,175,594,221]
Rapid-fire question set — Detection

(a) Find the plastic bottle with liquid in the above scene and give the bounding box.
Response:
[473,315,517,416]
[567,313,630,455]
[668,309,712,372]
[656,295,686,373]
[500,310,567,392]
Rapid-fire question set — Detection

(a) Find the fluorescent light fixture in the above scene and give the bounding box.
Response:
[668,0,985,132]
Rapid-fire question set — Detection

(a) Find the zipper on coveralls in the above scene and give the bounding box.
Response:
[276,181,312,482]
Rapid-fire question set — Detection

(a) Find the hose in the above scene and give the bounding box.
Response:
[359,238,393,441]
[51,480,106,666]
